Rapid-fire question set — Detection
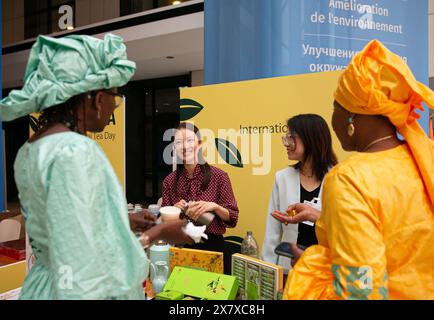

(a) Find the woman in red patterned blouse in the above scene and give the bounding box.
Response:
[162,122,239,274]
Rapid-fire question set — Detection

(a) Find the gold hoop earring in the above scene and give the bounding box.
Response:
[347,115,355,137]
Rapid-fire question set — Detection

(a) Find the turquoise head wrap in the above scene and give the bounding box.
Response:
[0,33,136,121]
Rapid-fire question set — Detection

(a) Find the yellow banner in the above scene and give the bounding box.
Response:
[180,71,350,247]
[87,100,126,188]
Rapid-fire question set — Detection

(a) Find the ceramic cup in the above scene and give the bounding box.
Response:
[159,206,181,222]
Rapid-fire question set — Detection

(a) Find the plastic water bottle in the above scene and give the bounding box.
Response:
[241,231,259,259]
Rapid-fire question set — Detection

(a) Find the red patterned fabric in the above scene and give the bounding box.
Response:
[162,165,239,235]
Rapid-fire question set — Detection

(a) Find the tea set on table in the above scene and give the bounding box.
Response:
[138,203,211,295]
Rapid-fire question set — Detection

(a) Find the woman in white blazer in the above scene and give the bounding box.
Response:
[262,114,338,274]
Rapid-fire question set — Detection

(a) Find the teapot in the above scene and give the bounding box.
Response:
[149,241,170,278]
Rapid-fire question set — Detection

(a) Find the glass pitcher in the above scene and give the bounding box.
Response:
[150,260,169,294]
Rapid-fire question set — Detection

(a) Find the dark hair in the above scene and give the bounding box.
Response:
[34,94,86,135]
[287,114,338,180]
[173,122,211,194]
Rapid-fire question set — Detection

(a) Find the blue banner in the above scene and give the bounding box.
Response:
[0,0,4,211]
[205,0,429,133]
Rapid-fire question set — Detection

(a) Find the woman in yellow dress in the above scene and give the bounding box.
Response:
[282,40,434,300]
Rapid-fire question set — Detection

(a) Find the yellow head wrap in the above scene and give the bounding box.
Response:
[334,39,434,206]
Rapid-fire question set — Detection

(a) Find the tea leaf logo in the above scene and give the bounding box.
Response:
[180,99,204,121]
[29,115,39,133]
[215,138,243,168]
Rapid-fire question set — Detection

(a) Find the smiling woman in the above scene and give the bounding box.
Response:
[262,114,338,275]
[162,122,239,275]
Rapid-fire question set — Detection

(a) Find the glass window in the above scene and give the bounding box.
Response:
[120,0,192,17]
[24,0,75,39]
[121,75,190,204]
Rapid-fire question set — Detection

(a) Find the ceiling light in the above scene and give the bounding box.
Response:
[172,1,181,5]
[66,25,74,30]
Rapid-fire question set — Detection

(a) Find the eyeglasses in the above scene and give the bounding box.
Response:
[282,133,297,150]
[103,91,125,108]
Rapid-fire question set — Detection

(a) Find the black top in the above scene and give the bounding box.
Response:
[296,184,321,247]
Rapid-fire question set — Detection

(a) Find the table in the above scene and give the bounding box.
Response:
[0,254,19,267]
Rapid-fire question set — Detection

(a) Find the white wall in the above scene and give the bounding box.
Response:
[191,70,204,87]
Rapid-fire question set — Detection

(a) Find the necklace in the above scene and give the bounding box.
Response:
[362,135,395,152]
[300,170,314,178]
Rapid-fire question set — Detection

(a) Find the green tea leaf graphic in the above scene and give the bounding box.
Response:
[215,138,243,168]
[29,115,39,133]
[180,98,204,121]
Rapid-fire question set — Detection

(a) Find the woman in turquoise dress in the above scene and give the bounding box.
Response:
[0,34,193,299]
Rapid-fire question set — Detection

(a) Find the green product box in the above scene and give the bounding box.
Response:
[163,266,239,300]
[156,290,185,300]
